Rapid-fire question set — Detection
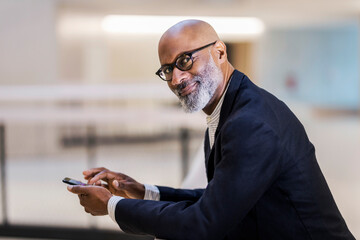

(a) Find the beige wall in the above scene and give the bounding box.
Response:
[227,42,256,84]
[0,0,58,85]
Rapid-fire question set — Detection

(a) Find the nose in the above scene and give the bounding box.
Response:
[170,67,187,86]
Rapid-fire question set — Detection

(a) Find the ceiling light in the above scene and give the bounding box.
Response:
[101,15,265,37]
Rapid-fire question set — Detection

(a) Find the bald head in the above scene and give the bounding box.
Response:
[158,19,220,65]
[157,19,234,115]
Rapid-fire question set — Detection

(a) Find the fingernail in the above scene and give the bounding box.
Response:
[113,180,119,187]
[67,186,73,190]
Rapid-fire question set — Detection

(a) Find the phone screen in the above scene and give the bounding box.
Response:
[62,177,87,186]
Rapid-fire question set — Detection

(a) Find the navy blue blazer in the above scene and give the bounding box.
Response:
[114,70,354,240]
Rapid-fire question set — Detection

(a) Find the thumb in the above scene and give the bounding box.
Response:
[67,185,87,194]
[112,180,119,188]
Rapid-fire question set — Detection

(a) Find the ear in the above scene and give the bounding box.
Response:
[213,41,227,64]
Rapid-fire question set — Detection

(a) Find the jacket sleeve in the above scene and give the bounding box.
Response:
[156,186,205,202]
[114,117,284,240]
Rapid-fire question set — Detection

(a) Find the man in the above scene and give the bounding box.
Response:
[67,20,355,240]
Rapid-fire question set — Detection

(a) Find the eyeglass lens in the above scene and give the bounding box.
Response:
[160,54,193,81]
[156,41,216,81]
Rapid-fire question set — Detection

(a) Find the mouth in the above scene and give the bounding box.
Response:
[180,81,198,97]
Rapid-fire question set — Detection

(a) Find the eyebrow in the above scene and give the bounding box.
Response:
[161,44,208,67]
[161,50,190,68]
[161,41,217,67]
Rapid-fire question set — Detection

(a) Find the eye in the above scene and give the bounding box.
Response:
[177,54,192,69]
[181,57,190,64]
[163,66,172,75]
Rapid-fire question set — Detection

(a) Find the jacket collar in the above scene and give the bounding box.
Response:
[215,70,244,138]
[204,70,244,181]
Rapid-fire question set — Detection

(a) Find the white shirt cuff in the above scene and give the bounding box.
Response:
[107,195,124,223]
[144,184,160,201]
[108,185,159,224]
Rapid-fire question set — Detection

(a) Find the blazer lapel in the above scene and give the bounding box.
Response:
[215,70,244,137]
[204,129,211,161]
[204,70,244,182]
[204,129,212,181]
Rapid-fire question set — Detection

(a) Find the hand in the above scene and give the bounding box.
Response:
[67,185,112,216]
[83,167,145,199]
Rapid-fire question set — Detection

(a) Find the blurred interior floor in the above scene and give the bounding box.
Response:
[0,104,359,239]
[0,238,52,240]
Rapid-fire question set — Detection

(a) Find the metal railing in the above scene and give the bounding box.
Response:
[0,122,201,239]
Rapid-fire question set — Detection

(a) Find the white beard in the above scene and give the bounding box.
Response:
[173,56,222,113]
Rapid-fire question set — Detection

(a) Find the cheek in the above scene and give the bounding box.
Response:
[167,81,176,92]
[190,58,208,76]
[167,71,193,89]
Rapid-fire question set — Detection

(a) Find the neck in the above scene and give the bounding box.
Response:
[202,63,234,115]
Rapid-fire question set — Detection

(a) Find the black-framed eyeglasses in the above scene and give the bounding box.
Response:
[155,41,217,81]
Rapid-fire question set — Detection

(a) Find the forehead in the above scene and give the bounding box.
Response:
[158,20,219,66]
[158,38,196,65]
[158,31,210,66]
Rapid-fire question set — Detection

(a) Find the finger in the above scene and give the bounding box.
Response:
[87,170,115,185]
[79,197,86,206]
[112,180,129,191]
[78,192,88,199]
[112,180,120,188]
[109,180,125,196]
[67,185,89,195]
[83,167,107,179]
[87,170,108,184]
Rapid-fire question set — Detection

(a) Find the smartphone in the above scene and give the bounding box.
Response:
[62,177,87,186]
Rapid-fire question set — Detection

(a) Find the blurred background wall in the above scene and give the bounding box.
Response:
[0,0,359,239]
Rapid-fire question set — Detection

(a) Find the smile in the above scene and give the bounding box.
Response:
[180,82,198,96]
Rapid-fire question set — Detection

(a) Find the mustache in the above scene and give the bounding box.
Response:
[176,81,189,93]
[174,78,200,96]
